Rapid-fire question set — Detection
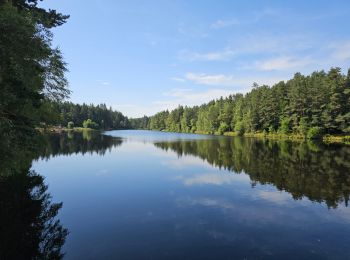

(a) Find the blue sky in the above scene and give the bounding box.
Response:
[42,0,350,117]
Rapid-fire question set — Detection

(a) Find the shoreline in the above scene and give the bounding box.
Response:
[37,127,99,133]
[147,129,350,145]
[38,127,350,145]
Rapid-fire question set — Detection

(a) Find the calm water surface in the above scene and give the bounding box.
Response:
[30,130,350,259]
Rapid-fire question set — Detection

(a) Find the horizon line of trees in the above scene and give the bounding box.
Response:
[51,102,130,130]
[131,67,350,138]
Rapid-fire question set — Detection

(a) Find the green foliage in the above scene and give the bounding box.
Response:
[234,121,245,136]
[218,122,229,135]
[127,68,350,138]
[307,127,323,139]
[83,119,99,129]
[130,116,149,130]
[55,102,130,130]
[130,68,350,136]
[279,118,290,134]
[0,1,70,133]
[298,117,308,136]
[67,121,74,129]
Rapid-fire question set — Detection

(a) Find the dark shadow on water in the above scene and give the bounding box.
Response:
[0,168,68,259]
[0,129,123,259]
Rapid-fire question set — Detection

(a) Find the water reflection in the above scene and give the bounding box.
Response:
[0,130,122,259]
[38,131,123,159]
[154,137,350,208]
[0,169,68,259]
[28,130,350,259]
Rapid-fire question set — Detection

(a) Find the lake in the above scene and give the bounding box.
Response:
[5,130,350,259]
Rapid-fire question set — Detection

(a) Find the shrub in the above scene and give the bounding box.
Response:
[298,117,308,136]
[67,121,74,129]
[83,119,99,129]
[279,118,290,134]
[268,125,275,134]
[218,122,229,135]
[234,121,245,136]
[307,127,323,139]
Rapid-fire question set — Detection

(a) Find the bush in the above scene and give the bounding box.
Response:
[234,121,245,136]
[298,117,308,136]
[307,127,323,139]
[83,119,99,129]
[279,118,290,134]
[268,125,275,134]
[67,121,74,129]
[218,122,229,135]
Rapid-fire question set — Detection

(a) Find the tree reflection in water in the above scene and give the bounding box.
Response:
[154,137,350,208]
[0,130,122,259]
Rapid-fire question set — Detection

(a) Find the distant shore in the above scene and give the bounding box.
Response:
[38,127,350,145]
[155,129,350,145]
[37,127,99,133]
[224,131,350,144]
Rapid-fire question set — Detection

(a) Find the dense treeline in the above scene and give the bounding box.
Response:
[154,137,350,208]
[52,102,130,130]
[0,0,70,135]
[132,68,350,138]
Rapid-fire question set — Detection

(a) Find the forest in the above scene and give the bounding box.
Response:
[51,102,130,130]
[131,68,350,139]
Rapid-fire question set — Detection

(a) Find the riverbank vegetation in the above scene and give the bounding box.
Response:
[131,68,350,142]
[51,102,130,130]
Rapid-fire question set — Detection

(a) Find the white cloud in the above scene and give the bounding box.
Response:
[158,88,237,106]
[169,77,186,82]
[178,49,235,61]
[176,197,234,209]
[177,34,313,63]
[330,41,350,62]
[184,72,284,87]
[258,190,291,205]
[210,19,240,29]
[96,80,111,86]
[182,173,245,186]
[255,56,313,71]
[210,8,282,30]
[185,73,239,86]
[162,155,214,170]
